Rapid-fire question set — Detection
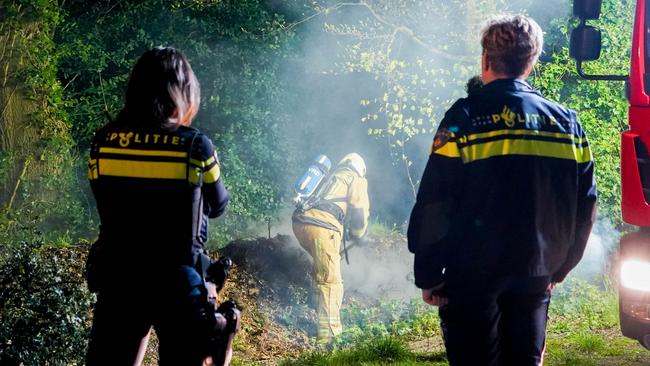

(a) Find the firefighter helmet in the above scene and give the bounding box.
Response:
[339,153,366,178]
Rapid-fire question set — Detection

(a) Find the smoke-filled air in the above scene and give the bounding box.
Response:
[1,0,649,365]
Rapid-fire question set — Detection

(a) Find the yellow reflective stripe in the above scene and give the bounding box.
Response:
[99,159,186,180]
[466,129,588,145]
[203,164,221,183]
[188,167,202,184]
[460,139,592,164]
[190,155,216,168]
[99,147,188,158]
[432,141,461,158]
[88,159,99,180]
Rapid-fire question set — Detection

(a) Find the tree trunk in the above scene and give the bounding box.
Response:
[0,17,43,206]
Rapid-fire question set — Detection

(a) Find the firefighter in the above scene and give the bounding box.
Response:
[408,15,597,366]
[292,153,370,344]
[85,47,229,365]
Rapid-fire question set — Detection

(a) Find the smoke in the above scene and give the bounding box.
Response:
[275,0,571,227]
[261,217,620,310]
[341,239,418,300]
[568,218,619,282]
[265,0,581,301]
[247,0,595,304]
[256,206,297,239]
[261,205,416,298]
[339,218,620,302]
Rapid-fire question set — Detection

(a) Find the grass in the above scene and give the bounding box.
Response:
[280,337,448,366]
[280,278,650,366]
[336,298,442,346]
[366,219,405,242]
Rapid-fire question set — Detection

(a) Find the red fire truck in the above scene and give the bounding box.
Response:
[570,0,650,349]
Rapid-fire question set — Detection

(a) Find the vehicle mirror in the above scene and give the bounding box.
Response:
[570,25,602,62]
[573,0,602,20]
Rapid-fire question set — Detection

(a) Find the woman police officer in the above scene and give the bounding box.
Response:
[85,47,229,365]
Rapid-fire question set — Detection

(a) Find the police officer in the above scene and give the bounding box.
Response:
[85,47,229,365]
[408,15,597,365]
[292,153,370,344]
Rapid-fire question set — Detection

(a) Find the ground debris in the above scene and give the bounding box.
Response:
[217,235,317,363]
[142,231,412,364]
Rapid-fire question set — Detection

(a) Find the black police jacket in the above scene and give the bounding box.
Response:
[407,79,598,288]
[88,120,229,268]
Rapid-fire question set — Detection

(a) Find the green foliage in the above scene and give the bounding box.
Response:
[285,275,646,366]
[0,1,95,243]
[367,219,405,241]
[571,333,607,353]
[324,1,496,194]
[531,0,634,224]
[325,1,497,138]
[324,0,630,222]
[338,299,440,346]
[281,337,421,366]
[56,0,299,234]
[549,278,619,334]
[0,241,93,365]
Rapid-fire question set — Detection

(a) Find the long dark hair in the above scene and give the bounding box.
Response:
[118,47,200,130]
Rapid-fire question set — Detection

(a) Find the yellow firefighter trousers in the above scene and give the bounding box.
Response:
[293,222,343,342]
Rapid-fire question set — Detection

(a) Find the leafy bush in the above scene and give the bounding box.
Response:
[532,0,635,225]
[0,1,96,244]
[56,0,300,235]
[0,241,93,365]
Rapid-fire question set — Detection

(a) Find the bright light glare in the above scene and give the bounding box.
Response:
[621,260,650,292]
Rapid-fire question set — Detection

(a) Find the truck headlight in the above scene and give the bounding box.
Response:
[621,260,650,292]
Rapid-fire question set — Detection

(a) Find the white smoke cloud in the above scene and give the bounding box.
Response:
[568,218,618,282]
[341,240,418,300]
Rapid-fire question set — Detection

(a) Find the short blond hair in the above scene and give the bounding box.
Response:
[481,14,543,77]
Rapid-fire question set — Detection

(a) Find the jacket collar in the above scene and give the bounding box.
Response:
[481,78,540,95]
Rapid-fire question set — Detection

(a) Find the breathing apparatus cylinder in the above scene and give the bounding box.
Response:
[293,155,331,206]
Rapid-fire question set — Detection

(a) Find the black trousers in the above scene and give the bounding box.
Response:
[86,266,208,366]
[439,275,551,366]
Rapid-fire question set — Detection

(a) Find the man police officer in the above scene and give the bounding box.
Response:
[408,15,597,365]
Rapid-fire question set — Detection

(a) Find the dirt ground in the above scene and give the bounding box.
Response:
[138,232,650,366]
[142,231,414,365]
[142,235,316,365]
[218,231,417,364]
[218,235,316,363]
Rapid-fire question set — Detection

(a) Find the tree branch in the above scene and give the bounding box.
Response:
[337,1,471,62]
[7,156,30,211]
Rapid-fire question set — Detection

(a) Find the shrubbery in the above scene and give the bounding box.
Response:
[532,0,634,225]
[0,241,93,365]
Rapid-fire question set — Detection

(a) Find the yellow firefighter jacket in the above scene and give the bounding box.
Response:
[293,167,369,238]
